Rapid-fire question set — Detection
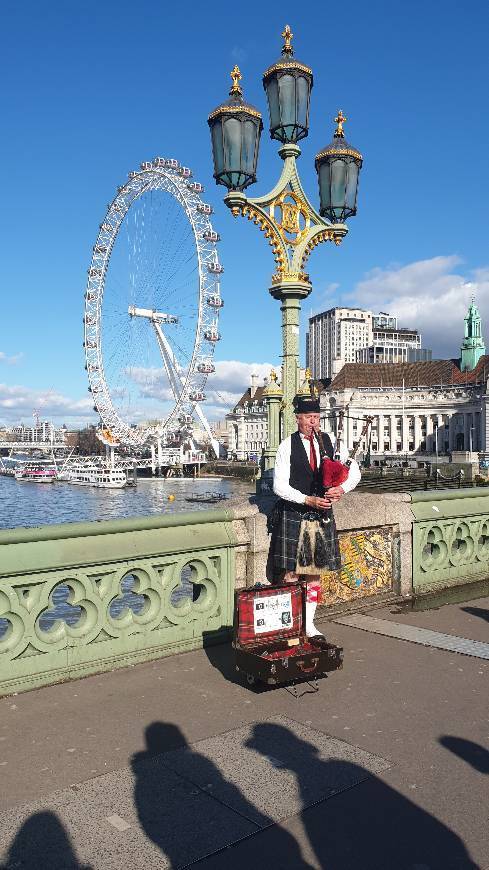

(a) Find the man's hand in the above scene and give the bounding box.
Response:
[327,486,345,502]
[305,495,332,510]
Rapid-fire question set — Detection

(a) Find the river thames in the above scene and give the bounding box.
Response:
[0,474,254,530]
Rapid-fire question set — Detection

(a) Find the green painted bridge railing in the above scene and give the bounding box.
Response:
[411,488,489,594]
[0,510,237,697]
[1,488,489,697]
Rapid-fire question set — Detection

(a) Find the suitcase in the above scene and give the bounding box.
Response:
[233,582,343,688]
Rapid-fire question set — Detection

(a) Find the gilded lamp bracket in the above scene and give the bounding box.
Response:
[223,142,347,288]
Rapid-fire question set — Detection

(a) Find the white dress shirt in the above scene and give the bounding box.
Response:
[273,432,361,505]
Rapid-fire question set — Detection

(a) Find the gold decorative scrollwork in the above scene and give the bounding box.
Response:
[232,202,287,273]
[270,190,310,248]
[300,228,343,272]
[271,270,310,285]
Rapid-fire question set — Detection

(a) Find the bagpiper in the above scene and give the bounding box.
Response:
[267,393,361,645]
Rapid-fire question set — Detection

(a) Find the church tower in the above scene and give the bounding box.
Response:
[460,298,485,371]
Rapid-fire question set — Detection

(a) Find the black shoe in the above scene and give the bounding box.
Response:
[308,634,329,648]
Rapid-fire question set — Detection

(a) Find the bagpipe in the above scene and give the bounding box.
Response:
[315,413,372,489]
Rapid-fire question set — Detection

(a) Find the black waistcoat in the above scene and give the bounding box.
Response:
[289,430,334,497]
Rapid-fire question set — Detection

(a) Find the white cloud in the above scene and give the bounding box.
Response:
[0,352,23,365]
[0,384,96,428]
[347,256,489,358]
[0,360,279,431]
[123,359,277,419]
[211,360,276,392]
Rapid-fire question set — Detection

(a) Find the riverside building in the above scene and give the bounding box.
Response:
[306,307,422,379]
[320,301,488,459]
[226,375,268,460]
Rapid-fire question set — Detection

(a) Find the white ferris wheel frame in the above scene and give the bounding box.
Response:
[83,158,222,448]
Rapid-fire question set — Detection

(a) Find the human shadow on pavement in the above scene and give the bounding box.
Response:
[440,735,489,774]
[202,630,268,692]
[131,721,314,869]
[245,722,479,870]
[461,605,489,623]
[0,811,92,870]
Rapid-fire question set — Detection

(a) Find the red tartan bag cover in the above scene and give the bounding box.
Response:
[234,584,303,648]
[321,456,350,488]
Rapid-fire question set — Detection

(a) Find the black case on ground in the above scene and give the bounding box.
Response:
[233,582,343,687]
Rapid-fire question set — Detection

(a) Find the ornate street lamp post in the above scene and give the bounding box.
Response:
[208,24,363,459]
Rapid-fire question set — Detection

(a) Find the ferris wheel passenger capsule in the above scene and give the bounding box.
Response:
[204,327,221,342]
[178,414,194,425]
[197,362,216,374]
[187,181,204,192]
[178,166,192,178]
[190,391,206,402]
[202,230,220,242]
[206,294,224,308]
[140,161,153,170]
[197,203,213,215]
[207,262,224,274]
[165,158,180,169]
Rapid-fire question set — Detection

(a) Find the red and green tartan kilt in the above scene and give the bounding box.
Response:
[268,501,341,576]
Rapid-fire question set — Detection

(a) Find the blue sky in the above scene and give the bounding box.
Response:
[1,0,489,426]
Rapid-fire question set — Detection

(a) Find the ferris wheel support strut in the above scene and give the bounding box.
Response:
[152,323,219,458]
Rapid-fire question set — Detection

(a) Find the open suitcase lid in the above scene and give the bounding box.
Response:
[234,584,303,648]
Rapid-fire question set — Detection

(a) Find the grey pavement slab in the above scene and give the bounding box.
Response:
[335,613,489,659]
[373,594,489,644]
[0,590,487,868]
[160,715,391,826]
[0,758,258,869]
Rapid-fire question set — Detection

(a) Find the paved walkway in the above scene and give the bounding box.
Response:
[0,595,487,869]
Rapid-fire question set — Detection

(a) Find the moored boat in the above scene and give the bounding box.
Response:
[58,465,127,488]
[185,491,227,503]
[15,465,57,483]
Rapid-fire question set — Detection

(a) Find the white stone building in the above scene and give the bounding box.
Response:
[226,375,268,461]
[356,319,422,364]
[307,307,422,379]
[321,356,489,459]
[10,420,67,443]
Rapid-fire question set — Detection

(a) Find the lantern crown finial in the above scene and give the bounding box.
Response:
[230,65,243,97]
[281,24,294,55]
[334,110,347,138]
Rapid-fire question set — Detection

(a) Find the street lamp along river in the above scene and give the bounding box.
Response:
[208,24,363,448]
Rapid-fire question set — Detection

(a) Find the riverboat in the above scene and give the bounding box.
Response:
[185,491,227,504]
[15,465,57,483]
[58,465,127,489]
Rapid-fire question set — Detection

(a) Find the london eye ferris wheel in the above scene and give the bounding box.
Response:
[83,157,223,451]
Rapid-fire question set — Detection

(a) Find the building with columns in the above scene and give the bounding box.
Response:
[226,374,268,460]
[320,303,489,459]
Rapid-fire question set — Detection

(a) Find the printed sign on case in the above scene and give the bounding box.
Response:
[253,592,292,634]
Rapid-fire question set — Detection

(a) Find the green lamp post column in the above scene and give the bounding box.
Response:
[262,370,283,471]
[208,25,362,457]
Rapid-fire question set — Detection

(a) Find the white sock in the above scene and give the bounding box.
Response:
[305,601,320,637]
